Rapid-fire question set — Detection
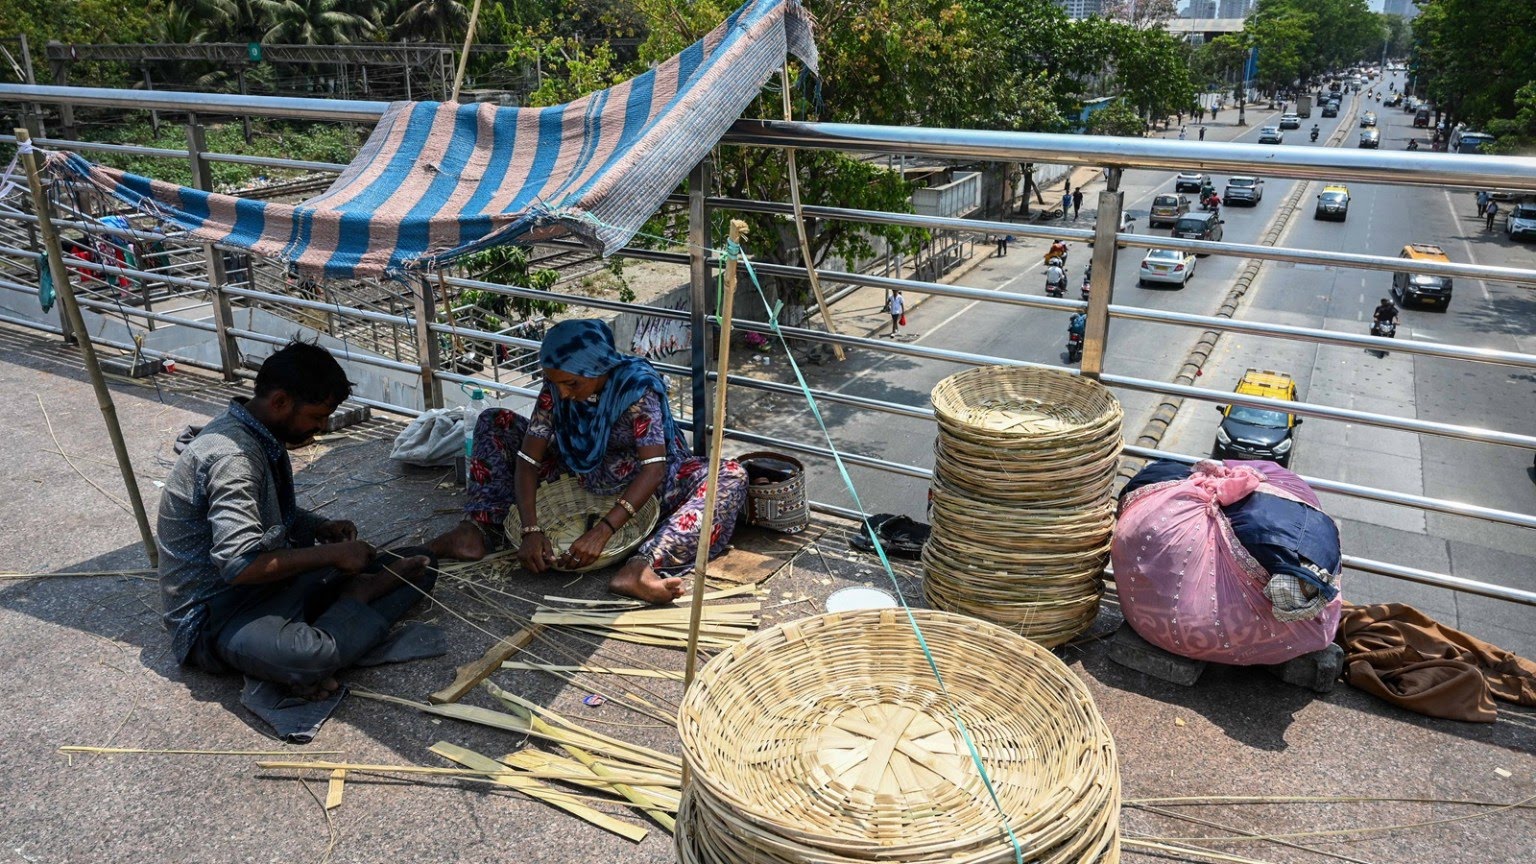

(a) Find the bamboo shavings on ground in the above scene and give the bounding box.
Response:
[501,662,685,680]
[431,742,650,843]
[532,595,761,650]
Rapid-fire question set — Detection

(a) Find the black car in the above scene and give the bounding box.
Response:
[1212,404,1300,467]
[1321,103,1339,118]
[1170,212,1224,251]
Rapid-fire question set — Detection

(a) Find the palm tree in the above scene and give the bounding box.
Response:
[255,0,377,45]
[389,0,469,44]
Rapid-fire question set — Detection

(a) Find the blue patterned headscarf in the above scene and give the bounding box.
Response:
[539,319,684,476]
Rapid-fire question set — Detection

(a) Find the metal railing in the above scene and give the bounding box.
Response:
[2,82,1534,609]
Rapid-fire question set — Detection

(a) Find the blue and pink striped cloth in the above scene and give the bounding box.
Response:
[49,0,817,280]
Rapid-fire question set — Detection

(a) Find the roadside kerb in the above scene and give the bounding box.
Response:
[1120,95,1362,479]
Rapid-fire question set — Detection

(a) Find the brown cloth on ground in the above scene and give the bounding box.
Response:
[1337,602,1536,723]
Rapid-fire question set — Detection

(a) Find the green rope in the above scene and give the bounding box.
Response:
[718,237,1027,864]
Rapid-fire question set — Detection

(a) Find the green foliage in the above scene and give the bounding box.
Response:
[92,120,363,188]
[1085,98,1145,137]
[506,29,627,106]
[456,245,567,320]
[254,0,376,44]
[1412,0,1536,130]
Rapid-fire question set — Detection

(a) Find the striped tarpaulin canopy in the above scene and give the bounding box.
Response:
[49,0,817,280]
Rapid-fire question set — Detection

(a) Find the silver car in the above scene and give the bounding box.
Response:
[1224,176,1265,205]
[1257,126,1284,144]
[1507,202,1536,240]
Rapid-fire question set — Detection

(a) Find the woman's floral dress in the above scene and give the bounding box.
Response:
[465,386,747,573]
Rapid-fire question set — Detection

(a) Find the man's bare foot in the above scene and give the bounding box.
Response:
[344,555,431,604]
[290,677,340,702]
[609,559,685,605]
[427,521,489,562]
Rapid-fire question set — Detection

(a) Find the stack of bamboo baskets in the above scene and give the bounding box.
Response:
[922,366,1123,646]
[675,609,1120,864]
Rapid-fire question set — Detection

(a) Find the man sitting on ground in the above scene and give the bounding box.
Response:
[157,340,435,700]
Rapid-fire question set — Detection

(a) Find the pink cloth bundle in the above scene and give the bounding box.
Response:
[1113,460,1342,665]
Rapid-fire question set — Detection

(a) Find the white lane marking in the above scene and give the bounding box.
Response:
[1439,187,1493,302]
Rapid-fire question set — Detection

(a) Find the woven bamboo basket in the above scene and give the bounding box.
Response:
[923,367,1122,646]
[675,609,1121,864]
[504,475,660,572]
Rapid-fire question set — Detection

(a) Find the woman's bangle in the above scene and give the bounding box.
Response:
[521,524,543,535]
[616,498,637,518]
[601,515,621,534]
[516,449,539,467]
[638,455,667,467]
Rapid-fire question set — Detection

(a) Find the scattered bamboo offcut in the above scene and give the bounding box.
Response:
[532,590,761,650]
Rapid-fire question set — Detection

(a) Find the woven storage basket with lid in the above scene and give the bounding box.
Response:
[924,366,1122,646]
[675,608,1121,864]
[504,475,660,572]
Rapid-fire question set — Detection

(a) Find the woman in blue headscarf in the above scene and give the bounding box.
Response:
[429,319,747,604]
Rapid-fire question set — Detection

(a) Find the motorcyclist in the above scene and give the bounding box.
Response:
[1310,124,1320,142]
[1372,297,1400,335]
[1066,312,1087,361]
[1046,240,1069,266]
[1407,138,1419,151]
[1203,191,1221,213]
[1199,179,1216,201]
[1045,258,1067,294]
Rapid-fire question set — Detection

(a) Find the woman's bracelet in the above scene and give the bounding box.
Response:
[638,455,667,467]
[616,498,637,518]
[601,515,622,534]
[521,524,543,535]
[516,449,539,467]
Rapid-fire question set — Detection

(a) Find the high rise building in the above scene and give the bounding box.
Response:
[1057,0,1104,19]
[1218,0,1253,17]
[1383,0,1418,18]
[1183,0,1218,18]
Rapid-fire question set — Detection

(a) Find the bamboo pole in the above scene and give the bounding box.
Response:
[780,67,844,362]
[449,0,485,103]
[14,129,158,567]
[683,218,746,693]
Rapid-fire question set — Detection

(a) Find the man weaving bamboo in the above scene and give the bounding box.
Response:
[157,341,434,701]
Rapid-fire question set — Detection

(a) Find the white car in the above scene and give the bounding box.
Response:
[1138,248,1197,287]
[1175,171,1209,193]
[1258,126,1284,144]
[1507,202,1536,240]
[1280,113,1302,129]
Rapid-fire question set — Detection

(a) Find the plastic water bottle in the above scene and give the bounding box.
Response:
[463,387,486,461]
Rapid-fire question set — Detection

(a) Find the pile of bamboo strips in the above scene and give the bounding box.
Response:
[274,686,684,842]
[532,584,761,649]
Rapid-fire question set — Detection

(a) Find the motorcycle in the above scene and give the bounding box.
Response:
[1369,318,1397,356]
[1310,128,1320,142]
[1066,331,1084,363]
[1406,139,1419,151]
[1045,273,1067,298]
[1081,268,1093,301]
[1200,192,1221,213]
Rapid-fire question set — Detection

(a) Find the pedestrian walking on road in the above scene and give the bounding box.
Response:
[1199,125,1207,141]
[1178,126,1187,141]
[885,290,905,336]
[995,234,1009,257]
[1071,188,1084,220]
[1476,190,1490,215]
[1485,199,1500,231]
[1062,187,1073,220]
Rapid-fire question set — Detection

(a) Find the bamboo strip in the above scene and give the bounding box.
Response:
[542,584,760,607]
[325,769,346,811]
[486,682,682,771]
[501,662,685,681]
[431,742,648,843]
[62,746,344,757]
[257,760,669,787]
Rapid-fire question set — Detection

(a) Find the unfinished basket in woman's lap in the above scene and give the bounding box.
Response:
[924,367,1123,646]
[504,475,660,572]
[675,609,1121,864]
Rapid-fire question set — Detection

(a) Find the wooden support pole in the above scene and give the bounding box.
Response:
[15,129,159,568]
[450,0,485,103]
[780,67,844,362]
[682,219,747,692]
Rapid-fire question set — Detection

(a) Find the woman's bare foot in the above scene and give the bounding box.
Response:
[344,555,431,604]
[290,677,341,702]
[609,559,684,605]
[427,521,488,562]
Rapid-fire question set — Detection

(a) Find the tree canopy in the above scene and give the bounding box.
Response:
[1411,0,1536,137]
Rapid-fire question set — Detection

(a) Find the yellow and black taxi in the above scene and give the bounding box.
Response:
[1213,369,1301,467]
[1314,184,1350,221]
[1391,243,1454,310]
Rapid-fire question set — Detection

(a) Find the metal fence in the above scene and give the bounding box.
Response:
[2,83,1534,608]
